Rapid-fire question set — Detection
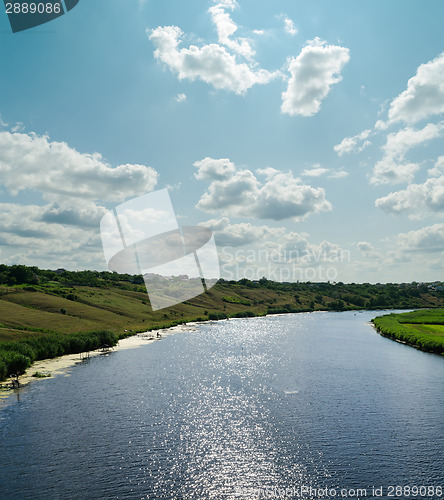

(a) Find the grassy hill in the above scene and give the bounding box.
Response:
[2,264,444,379]
[2,278,444,343]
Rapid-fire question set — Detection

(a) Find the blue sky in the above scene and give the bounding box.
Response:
[0,0,444,282]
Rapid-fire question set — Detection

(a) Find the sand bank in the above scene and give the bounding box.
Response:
[0,323,200,402]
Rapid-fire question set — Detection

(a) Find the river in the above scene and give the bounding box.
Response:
[1,311,443,499]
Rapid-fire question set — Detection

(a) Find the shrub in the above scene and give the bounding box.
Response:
[232,311,255,318]
[0,360,7,381]
[222,295,252,306]
[0,351,31,376]
[0,330,118,381]
[208,312,228,320]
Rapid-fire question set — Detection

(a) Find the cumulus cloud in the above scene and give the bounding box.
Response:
[335,53,444,192]
[388,51,444,124]
[301,165,348,179]
[281,38,350,117]
[371,161,419,186]
[0,202,103,268]
[370,122,444,185]
[356,241,379,259]
[375,175,444,218]
[302,165,329,177]
[175,93,187,103]
[382,122,443,159]
[427,155,444,177]
[195,157,332,221]
[328,170,348,179]
[202,217,346,265]
[397,224,444,253]
[0,131,158,202]
[201,216,282,247]
[283,16,298,36]
[194,157,237,181]
[148,24,278,95]
[208,0,255,59]
[0,129,161,268]
[334,129,371,156]
[40,201,106,228]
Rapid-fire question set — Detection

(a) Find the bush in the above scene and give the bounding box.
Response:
[222,295,252,306]
[0,359,7,381]
[232,311,255,318]
[0,351,32,376]
[0,330,119,381]
[208,312,228,320]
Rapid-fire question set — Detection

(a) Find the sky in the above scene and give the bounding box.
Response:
[0,0,444,283]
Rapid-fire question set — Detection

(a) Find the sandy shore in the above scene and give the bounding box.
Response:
[0,323,200,402]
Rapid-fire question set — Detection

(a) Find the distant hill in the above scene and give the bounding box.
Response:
[1,264,444,342]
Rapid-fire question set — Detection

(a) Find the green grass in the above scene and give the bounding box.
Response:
[222,295,252,306]
[372,309,444,355]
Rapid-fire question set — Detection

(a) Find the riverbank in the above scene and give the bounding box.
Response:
[372,309,444,355]
[0,323,200,401]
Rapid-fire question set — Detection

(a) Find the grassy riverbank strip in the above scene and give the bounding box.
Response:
[372,309,444,355]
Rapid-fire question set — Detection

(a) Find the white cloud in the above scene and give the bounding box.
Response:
[301,165,348,179]
[208,0,255,60]
[388,51,444,124]
[375,175,444,218]
[356,241,379,259]
[281,38,350,117]
[397,224,444,253]
[302,165,329,177]
[201,216,282,247]
[374,119,388,131]
[370,122,444,185]
[0,129,161,268]
[0,131,158,203]
[382,122,443,159]
[256,167,280,180]
[202,217,346,267]
[40,200,106,228]
[148,24,278,95]
[175,93,187,103]
[427,155,444,177]
[334,129,371,156]
[194,157,237,181]
[0,201,104,268]
[283,17,298,36]
[328,170,348,179]
[195,157,332,221]
[371,161,419,186]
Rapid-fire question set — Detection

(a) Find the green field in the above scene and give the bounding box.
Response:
[372,309,444,355]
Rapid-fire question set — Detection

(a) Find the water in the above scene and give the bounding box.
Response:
[1,311,443,499]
